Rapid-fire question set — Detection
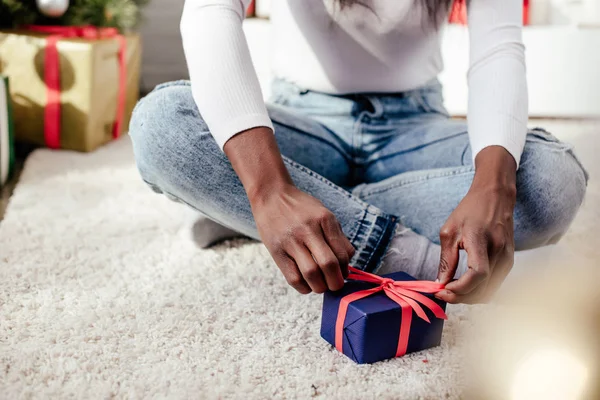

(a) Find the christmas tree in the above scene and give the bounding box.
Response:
[0,0,150,32]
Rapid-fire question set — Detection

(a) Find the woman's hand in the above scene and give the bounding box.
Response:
[251,184,355,294]
[224,127,354,294]
[435,146,518,304]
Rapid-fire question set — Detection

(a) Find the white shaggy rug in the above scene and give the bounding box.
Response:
[1,121,598,399]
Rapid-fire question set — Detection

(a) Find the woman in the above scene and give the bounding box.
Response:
[129,0,588,304]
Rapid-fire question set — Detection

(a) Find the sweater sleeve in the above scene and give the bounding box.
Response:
[180,0,274,150]
[467,0,528,168]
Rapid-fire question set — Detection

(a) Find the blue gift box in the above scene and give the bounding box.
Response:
[320,271,447,364]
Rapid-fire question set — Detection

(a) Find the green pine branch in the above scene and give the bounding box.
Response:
[0,0,39,28]
[0,0,150,31]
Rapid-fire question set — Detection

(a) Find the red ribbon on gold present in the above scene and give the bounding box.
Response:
[24,25,127,149]
[335,267,448,358]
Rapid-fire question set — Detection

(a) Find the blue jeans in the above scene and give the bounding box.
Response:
[129,79,588,272]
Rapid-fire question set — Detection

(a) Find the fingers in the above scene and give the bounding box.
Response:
[289,242,329,294]
[288,211,353,293]
[271,206,354,294]
[438,232,490,304]
[275,253,311,294]
[305,233,345,292]
[320,213,355,279]
[437,224,460,284]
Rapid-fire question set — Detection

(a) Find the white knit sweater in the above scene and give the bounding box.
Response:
[180,0,528,166]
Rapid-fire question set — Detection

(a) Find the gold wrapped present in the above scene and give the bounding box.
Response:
[0,28,141,152]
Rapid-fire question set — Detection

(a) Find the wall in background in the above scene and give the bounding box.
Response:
[440,25,600,118]
[139,0,189,93]
[548,0,600,25]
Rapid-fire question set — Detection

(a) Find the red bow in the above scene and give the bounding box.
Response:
[335,267,448,358]
[24,25,127,149]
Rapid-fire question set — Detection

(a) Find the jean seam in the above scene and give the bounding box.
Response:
[349,208,369,261]
[349,208,377,270]
[364,129,468,167]
[361,214,396,273]
[283,158,369,207]
[355,213,378,271]
[361,166,475,198]
[272,112,352,164]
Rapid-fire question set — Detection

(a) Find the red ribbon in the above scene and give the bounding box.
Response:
[25,25,127,149]
[335,267,448,358]
[449,0,530,25]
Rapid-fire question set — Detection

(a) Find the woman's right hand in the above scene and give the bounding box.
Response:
[251,184,355,294]
[224,126,354,294]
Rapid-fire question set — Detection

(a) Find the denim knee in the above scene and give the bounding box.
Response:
[128,81,206,186]
[515,129,588,249]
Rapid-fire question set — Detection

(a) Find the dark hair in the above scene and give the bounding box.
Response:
[335,0,460,28]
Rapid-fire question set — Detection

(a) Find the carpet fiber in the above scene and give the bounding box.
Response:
[1,121,598,399]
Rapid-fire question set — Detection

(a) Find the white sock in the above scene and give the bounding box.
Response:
[191,217,243,248]
[182,209,243,248]
[373,225,468,281]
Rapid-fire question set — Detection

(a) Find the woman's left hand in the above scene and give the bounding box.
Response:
[435,146,518,304]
